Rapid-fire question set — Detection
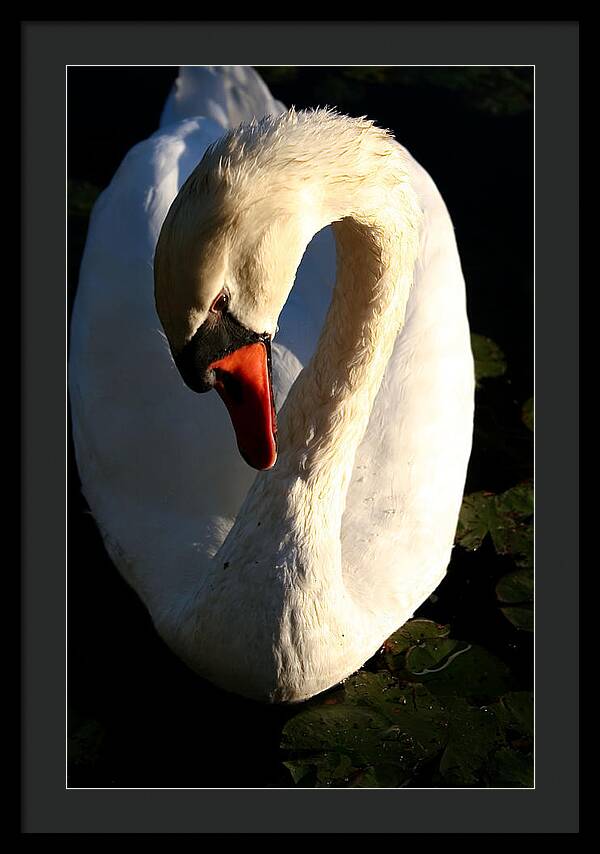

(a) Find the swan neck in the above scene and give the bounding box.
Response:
[277,192,421,494]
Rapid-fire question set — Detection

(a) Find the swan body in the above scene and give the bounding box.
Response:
[69,67,474,702]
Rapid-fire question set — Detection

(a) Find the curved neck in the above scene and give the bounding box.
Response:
[277,199,420,501]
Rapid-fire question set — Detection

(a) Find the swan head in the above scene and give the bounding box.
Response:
[154,117,320,471]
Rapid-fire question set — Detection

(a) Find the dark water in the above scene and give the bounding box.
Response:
[67,67,533,787]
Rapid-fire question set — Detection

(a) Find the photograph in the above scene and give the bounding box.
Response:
[67,64,534,789]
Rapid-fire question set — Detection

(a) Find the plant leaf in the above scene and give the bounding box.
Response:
[405,639,460,674]
[348,764,405,788]
[471,334,507,386]
[488,747,533,787]
[494,482,533,518]
[500,606,534,632]
[438,698,504,785]
[281,632,527,787]
[496,568,533,604]
[456,482,533,567]
[522,397,534,431]
[283,751,356,787]
[492,691,534,738]
[418,644,512,704]
[455,491,496,551]
[383,619,451,656]
[281,704,390,760]
[344,673,449,761]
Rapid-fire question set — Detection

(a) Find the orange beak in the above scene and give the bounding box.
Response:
[209,341,278,470]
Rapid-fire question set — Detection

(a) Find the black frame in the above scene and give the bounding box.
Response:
[22,20,578,833]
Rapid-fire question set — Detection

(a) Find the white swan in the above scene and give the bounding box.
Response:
[69,66,474,703]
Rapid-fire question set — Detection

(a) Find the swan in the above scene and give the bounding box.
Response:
[69,66,475,703]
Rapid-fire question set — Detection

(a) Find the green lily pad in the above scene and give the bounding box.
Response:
[488,747,533,787]
[471,334,507,386]
[383,619,451,656]
[495,561,534,632]
[283,751,356,787]
[438,698,504,785]
[405,639,460,674]
[347,764,406,788]
[500,606,534,632]
[282,759,313,785]
[522,397,534,431]
[282,674,450,786]
[454,491,496,551]
[418,644,512,704]
[492,691,534,738]
[280,694,434,780]
[284,753,408,789]
[383,619,451,671]
[281,704,390,761]
[495,482,534,518]
[343,670,406,709]
[456,483,533,567]
[281,627,528,787]
[383,628,513,706]
[496,568,533,604]
[457,484,534,629]
[344,673,449,761]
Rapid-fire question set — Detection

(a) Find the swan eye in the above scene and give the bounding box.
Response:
[210,291,229,314]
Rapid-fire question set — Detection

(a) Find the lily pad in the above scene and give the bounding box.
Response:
[343,670,407,710]
[456,483,533,567]
[492,691,534,738]
[283,751,356,787]
[281,674,450,786]
[488,747,533,787]
[344,673,449,762]
[405,638,460,674]
[281,629,527,787]
[522,397,534,431]
[496,567,534,632]
[454,491,496,551]
[417,644,512,704]
[471,334,507,386]
[383,619,451,656]
[500,606,534,632]
[495,482,534,518]
[496,568,533,604]
[348,764,405,788]
[383,619,451,670]
[280,704,391,761]
[438,698,504,785]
